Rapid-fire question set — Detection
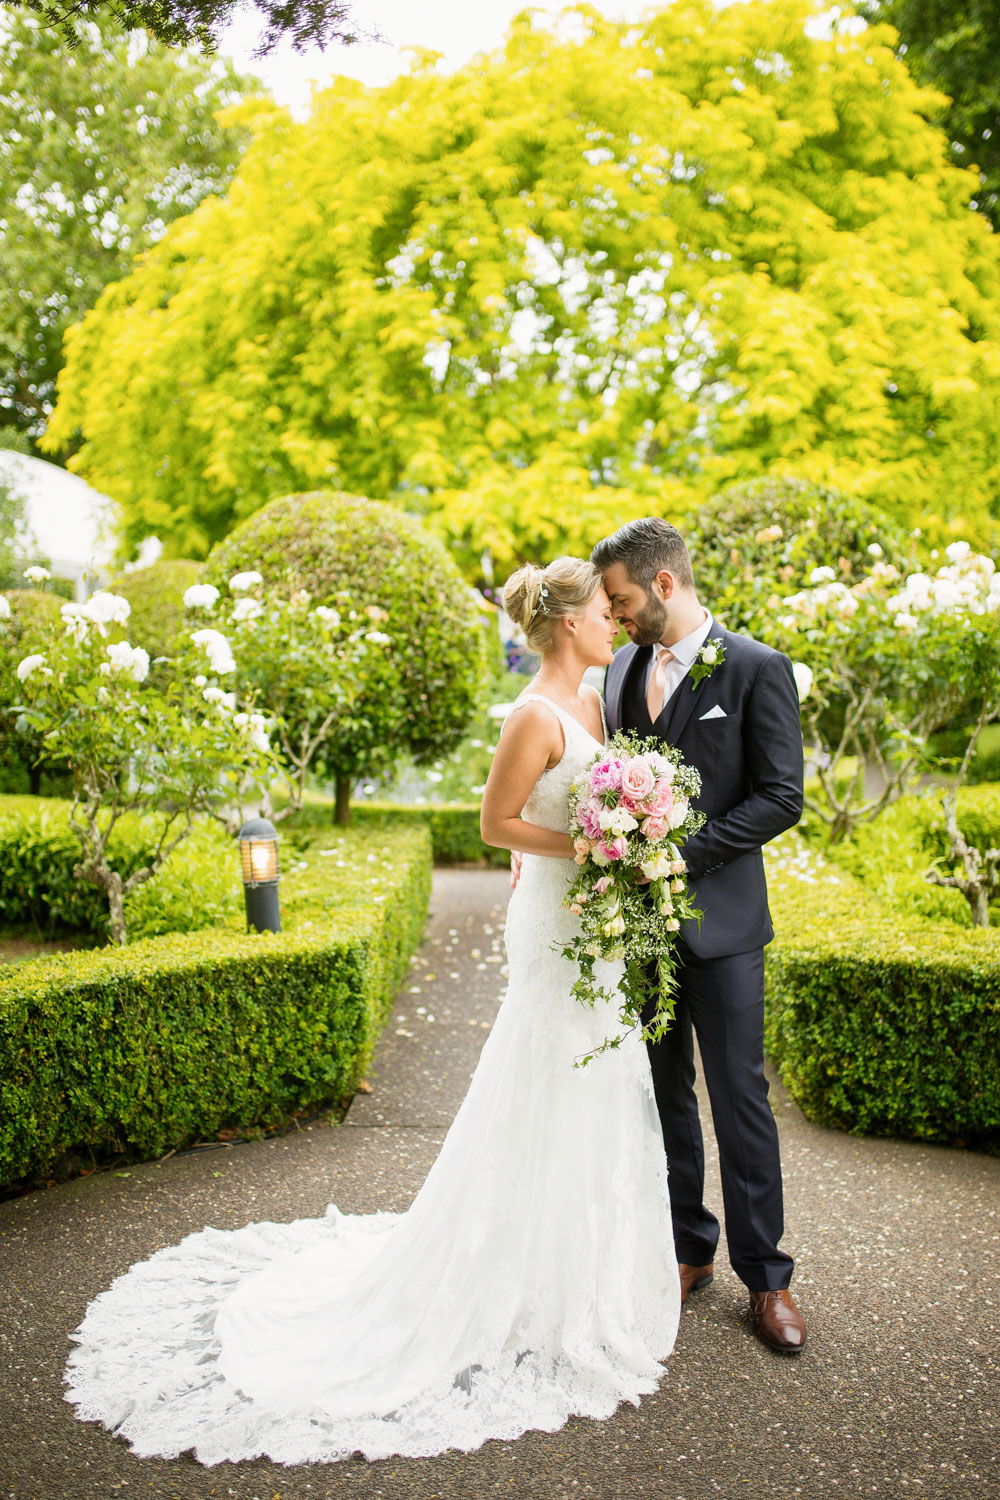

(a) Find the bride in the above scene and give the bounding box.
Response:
[65,556,681,1466]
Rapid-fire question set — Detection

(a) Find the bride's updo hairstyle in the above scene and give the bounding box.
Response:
[502,556,603,653]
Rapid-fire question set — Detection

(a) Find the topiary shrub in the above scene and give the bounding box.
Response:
[0,588,68,795]
[109,558,202,663]
[206,491,499,820]
[687,477,915,631]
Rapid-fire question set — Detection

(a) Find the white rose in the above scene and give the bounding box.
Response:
[229,570,264,593]
[665,917,681,932]
[202,685,225,704]
[233,712,249,728]
[183,583,221,610]
[894,612,918,631]
[314,605,341,626]
[191,628,236,675]
[809,566,836,584]
[83,591,131,629]
[659,900,673,917]
[945,541,971,563]
[640,851,674,881]
[667,796,689,830]
[130,647,150,683]
[194,674,207,687]
[23,566,51,583]
[232,597,263,622]
[16,653,45,681]
[791,662,813,702]
[867,543,883,558]
[700,644,718,665]
[0,596,10,621]
[106,641,136,673]
[366,630,391,645]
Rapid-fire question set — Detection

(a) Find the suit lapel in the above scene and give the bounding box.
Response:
[655,618,722,745]
[604,642,638,734]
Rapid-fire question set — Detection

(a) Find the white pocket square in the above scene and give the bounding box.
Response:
[699,705,727,721]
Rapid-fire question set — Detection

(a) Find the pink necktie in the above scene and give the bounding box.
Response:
[646,647,674,721]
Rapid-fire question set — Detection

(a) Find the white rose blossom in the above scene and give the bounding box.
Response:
[232,597,264,623]
[700,644,718,665]
[183,583,221,610]
[105,642,150,682]
[867,543,883,558]
[809,566,837,584]
[229,571,264,594]
[191,628,236,675]
[314,606,341,627]
[667,796,689,830]
[0,596,10,621]
[83,591,131,630]
[791,662,813,701]
[16,653,45,682]
[23,566,51,583]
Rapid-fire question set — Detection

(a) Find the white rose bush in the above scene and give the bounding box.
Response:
[183,574,399,824]
[11,589,275,944]
[561,731,704,1062]
[753,543,1000,922]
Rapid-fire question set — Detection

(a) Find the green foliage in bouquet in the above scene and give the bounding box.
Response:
[206,492,498,820]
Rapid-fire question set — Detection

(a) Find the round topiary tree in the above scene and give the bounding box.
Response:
[206,492,497,821]
[109,558,202,663]
[687,477,916,633]
[0,587,64,793]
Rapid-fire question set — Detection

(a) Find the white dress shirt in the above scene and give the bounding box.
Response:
[643,610,714,718]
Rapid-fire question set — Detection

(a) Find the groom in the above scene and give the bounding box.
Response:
[592,517,807,1353]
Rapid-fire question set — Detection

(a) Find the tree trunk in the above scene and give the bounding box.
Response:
[334,774,351,825]
[105,871,128,945]
[28,763,41,796]
[969,885,991,928]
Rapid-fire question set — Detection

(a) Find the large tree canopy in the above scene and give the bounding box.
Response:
[860,1,1000,231]
[44,0,1000,568]
[16,0,362,56]
[0,11,257,439]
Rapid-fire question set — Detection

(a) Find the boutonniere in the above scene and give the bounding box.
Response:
[689,637,726,689]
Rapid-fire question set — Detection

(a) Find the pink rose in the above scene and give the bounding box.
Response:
[642,815,669,840]
[621,756,656,807]
[573,836,592,865]
[599,836,628,862]
[646,782,674,818]
[595,874,614,894]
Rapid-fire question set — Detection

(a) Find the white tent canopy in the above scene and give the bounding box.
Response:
[0,452,118,598]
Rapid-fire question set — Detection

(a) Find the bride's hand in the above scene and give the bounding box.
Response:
[510,851,523,889]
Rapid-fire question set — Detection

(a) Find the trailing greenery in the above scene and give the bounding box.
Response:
[764,832,1000,1143]
[0,823,431,1191]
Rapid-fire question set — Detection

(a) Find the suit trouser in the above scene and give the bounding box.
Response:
[644,941,794,1292]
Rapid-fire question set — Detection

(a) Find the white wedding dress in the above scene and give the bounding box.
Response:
[65,694,680,1465]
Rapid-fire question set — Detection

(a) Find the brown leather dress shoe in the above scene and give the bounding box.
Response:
[749,1289,807,1351]
[678,1261,714,1305]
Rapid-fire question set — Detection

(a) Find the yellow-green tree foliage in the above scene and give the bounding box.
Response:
[44,0,1000,572]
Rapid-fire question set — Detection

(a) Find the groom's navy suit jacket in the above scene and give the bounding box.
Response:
[605,621,804,959]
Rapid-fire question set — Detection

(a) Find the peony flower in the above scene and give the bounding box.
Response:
[232,597,264,623]
[229,570,264,593]
[791,662,813,702]
[590,757,624,794]
[16,653,45,681]
[191,628,236,675]
[23,566,50,583]
[183,583,220,610]
[621,757,656,806]
[577,797,605,842]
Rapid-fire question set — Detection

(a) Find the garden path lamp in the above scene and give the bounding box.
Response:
[238,817,281,933]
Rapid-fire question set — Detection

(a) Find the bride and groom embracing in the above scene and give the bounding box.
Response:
[66,517,806,1467]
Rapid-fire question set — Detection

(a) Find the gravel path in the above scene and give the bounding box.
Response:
[1,868,997,1500]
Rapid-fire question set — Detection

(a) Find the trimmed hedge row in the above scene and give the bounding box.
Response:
[291,798,510,868]
[0,823,431,1189]
[764,834,1000,1143]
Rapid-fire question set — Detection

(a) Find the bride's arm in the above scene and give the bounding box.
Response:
[480,704,576,859]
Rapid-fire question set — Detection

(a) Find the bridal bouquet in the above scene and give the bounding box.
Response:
[562,731,704,1062]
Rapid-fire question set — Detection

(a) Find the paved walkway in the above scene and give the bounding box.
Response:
[1,869,998,1500]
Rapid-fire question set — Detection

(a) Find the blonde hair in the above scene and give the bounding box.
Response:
[502,556,603,652]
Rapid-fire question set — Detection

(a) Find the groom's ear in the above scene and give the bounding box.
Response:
[653,568,678,599]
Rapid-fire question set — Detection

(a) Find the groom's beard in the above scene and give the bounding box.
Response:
[627,590,671,647]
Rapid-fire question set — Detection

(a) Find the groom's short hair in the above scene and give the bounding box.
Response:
[591,517,695,592]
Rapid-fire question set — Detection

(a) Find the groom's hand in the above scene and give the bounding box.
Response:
[510,851,523,889]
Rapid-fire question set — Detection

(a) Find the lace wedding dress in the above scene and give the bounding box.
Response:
[65,694,681,1465]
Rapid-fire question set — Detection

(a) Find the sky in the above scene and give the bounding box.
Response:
[219,0,652,114]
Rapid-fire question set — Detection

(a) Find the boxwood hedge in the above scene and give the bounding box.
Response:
[764,834,1000,1144]
[0,823,431,1191]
